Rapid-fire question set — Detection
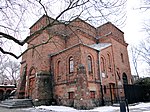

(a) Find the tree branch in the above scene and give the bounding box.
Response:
[0,35,52,59]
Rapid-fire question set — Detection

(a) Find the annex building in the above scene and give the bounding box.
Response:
[17,15,132,109]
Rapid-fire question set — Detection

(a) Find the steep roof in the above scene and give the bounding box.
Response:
[97,22,124,34]
[29,15,96,30]
[29,15,56,29]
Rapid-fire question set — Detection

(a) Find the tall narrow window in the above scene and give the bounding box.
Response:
[121,53,124,63]
[88,56,92,73]
[101,57,105,72]
[69,57,74,73]
[57,61,61,75]
[107,53,111,66]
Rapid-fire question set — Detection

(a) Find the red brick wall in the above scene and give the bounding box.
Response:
[19,17,132,108]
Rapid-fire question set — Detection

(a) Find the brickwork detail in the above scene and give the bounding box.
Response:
[18,15,132,109]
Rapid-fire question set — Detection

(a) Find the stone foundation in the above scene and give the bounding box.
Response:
[33,99,52,106]
[34,71,52,106]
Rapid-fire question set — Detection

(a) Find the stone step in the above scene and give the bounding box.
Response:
[0,99,33,108]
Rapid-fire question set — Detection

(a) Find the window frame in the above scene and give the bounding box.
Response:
[69,56,74,73]
[90,91,96,99]
[57,60,61,75]
[68,92,74,99]
[101,57,105,72]
[88,56,93,73]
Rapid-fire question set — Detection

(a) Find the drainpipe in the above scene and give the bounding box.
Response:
[97,50,104,106]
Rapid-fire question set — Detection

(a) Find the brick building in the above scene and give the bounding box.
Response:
[0,84,16,100]
[18,15,132,109]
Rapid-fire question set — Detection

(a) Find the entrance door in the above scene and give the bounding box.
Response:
[109,83,116,104]
[28,67,36,98]
[29,77,35,98]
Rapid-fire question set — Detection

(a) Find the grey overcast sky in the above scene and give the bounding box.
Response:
[123,0,150,77]
[123,0,147,45]
[3,0,148,77]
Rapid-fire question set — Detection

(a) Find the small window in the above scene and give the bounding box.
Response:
[68,92,74,99]
[88,56,93,73]
[57,61,61,81]
[107,53,111,66]
[69,57,74,73]
[57,61,61,75]
[90,91,95,99]
[121,53,124,63]
[101,57,105,72]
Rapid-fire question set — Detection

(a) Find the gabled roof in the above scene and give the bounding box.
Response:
[29,15,96,30]
[70,18,96,30]
[29,15,123,35]
[29,15,56,29]
[97,22,124,34]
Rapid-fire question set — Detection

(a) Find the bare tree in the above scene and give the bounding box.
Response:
[130,46,140,78]
[132,0,150,75]
[139,0,150,10]
[0,54,8,84]
[0,56,20,85]
[138,38,150,66]
[0,0,127,59]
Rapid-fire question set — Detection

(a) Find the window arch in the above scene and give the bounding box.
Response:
[101,57,105,72]
[88,55,93,73]
[69,56,74,73]
[29,67,36,76]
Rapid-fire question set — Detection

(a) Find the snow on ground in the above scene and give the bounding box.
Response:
[23,102,150,112]
[36,105,78,112]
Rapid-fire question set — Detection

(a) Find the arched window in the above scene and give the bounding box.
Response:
[29,67,36,76]
[122,73,128,84]
[121,53,124,63]
[69,57,74,73]
[107,53,111,66]
[101,57,105,72]
[88,56,93,73]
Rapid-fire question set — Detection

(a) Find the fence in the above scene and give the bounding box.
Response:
[124,84,150,104]
[102,84,150,105]
[102,85,125,105]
